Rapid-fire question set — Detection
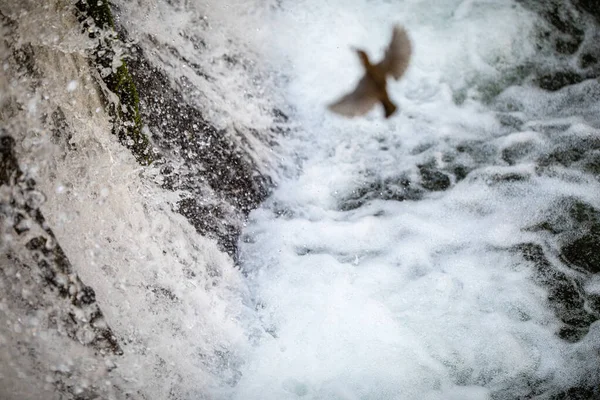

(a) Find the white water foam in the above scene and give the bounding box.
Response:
[1,1,260,398]
[3,0,600,398]
[223,0,600,398]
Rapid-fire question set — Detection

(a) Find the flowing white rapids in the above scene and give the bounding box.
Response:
[2,0,600,399]
[222,0,600,399]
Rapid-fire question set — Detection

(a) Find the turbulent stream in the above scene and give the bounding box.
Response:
[1,0,600,399]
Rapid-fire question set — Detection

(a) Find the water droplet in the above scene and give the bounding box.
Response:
[67,80,78,92]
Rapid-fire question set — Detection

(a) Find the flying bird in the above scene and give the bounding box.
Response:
[328,25,412,119]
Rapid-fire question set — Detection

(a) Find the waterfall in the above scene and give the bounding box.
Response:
[1,0,599,399]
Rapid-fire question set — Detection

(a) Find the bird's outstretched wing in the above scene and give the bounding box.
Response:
[377,25,412,80]
[328,75,379,117]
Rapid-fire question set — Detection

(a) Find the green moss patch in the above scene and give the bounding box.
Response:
[75,0,154,165]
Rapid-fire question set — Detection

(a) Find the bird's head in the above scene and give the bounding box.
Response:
[352,47,371,68]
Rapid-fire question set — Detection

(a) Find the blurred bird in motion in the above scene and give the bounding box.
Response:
[328,25,412,118]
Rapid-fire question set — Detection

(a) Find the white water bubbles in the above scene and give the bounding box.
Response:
[231,0,600,399]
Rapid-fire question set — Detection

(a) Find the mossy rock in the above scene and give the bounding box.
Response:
[106,63,153,164]
[77,0,114,29]
[75,0,154,165]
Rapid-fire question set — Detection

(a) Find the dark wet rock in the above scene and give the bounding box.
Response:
[338,174,423,211]
[588,293,600,315]
[488,0,600,101]
[75,0,114,30]
[12,42,37,78]
[491,376,550,400]
[408,146,478,187]
[452,165,470,181]
[521,197,600,340]
[50,107,77,152]
[124,43,273,255]
[1,136,122,355]
[579,52,598,69]
[573,0,600,22]
[516,242,596,342]
[526,120,574,136]
[557,325,594,343]
[501,141,537,165]
[75,0,154,165]
[529,198,598,234]
[528,198,600,275]
[470,0,600,107]
[440,142,490,181]
[583,151,600,176]
[562,234,600,274]
[537,135,600,175]
[486,171,531,185]
[147,285,179,303]
[535,70,586,92]
[496,113,525,130]
[433,148,476,183]
[272,107,290,123]
[550,385,600,400]
[456,140,497,164]
[558,202,600,274]
[545,6,585,54]
[418,164,451,192]
[1,136,125,399]
[177,197,240,255]
[517,0,585,54]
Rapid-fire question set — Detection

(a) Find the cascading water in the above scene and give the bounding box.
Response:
[228,1,600,398]
[1,0,599,399]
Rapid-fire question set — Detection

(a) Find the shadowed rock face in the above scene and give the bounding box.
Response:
[0,136,123,398]
[520,198,600,343]
[514,0,600,92]
[516,242,597,343]
[448,0,600,104]
[71,0,283,255]
[1,136,121,355]
[74,0,154,165]
[124,43,273,256]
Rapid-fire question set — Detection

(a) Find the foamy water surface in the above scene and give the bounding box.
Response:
[226,0,600,398]
[2,0,600,399]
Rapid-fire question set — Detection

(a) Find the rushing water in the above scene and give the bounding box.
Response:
[228,0,600,398]
[1,0,600,399]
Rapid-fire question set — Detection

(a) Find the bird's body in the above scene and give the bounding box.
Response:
[328,25,412,118]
